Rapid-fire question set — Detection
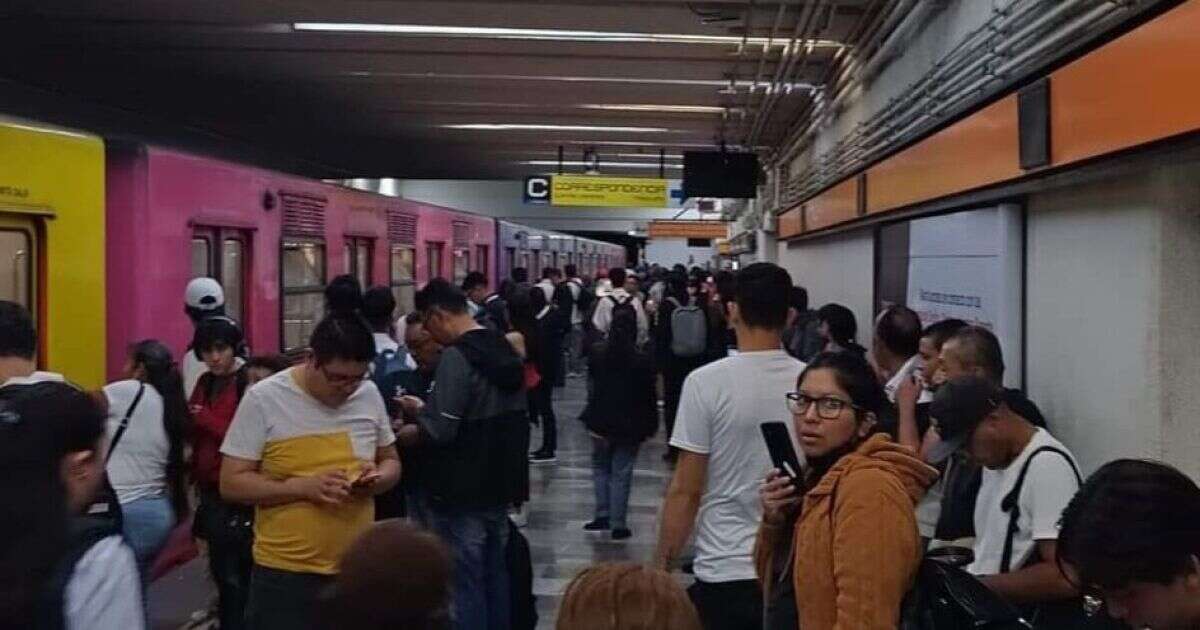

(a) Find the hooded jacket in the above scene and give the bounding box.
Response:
[755,433,938,630]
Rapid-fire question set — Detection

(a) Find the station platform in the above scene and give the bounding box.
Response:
[146,375,679,630]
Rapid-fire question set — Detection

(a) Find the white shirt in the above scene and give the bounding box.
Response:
[0,370,64,388]
[969,429,1080,575]
[103,380,170,505]
[374,332,400,355]
[590,288,650,346]
[565,279,583,325]
[66,535,145,630]
[183,352,245,399]
[884,354,933,405]
[536,279,556,304]
[670,349,805,582]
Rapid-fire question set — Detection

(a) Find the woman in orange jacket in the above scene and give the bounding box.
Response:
[756,352,938,630]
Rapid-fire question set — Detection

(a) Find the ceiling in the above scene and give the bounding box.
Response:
[0,1,884,179]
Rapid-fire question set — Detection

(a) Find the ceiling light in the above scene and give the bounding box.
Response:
[613,153,684,160]
[522,160,683,169]
[293,23,841,48]
[446,124,670,133]
[580,104,741,114]
[337,71,817,92]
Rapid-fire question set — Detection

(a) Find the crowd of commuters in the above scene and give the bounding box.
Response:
[4,255,1200,630]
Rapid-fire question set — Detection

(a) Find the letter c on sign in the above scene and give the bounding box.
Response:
[525,176,551,203]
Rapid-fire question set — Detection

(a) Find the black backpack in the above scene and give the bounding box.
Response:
[571,279,595,315]
[900,558,1032,630]
[608,295,637,330]
[507,519,538,630]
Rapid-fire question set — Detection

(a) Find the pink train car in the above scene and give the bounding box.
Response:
[105,144,497,380]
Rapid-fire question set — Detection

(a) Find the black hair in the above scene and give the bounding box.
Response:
[921,318,969,350]
[507,288,541,362]
[0,383,105,627]
[404,311,425,326]
[511,267,528,284]
[541,267,561,281]
[564,264,578,278]
[665,272,689,305]
[790,286,809,314]
[817,303,859,348]
[192,317,244,361]
[245,354,292,375]
[876,305,922,358]
[414,278,469,317]
[947,325,1005,385]
[714,270,736,305]
[129,340,191,521]
[1058,459,1200,591]
[310,275,376,365]
[733,263,792,330]
[461,271,488,293]
[0,300,35,360]
[608,267,627,286]
[800,351,889,423]
[361,286,397,333]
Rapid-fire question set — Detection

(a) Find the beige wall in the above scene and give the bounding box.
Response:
[777,227,875,352]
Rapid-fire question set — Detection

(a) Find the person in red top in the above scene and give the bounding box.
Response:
[188,318,253,630]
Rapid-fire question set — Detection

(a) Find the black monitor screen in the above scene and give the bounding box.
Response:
[682,151,759,199]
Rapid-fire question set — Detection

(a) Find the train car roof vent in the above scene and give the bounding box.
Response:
[280,191,327,238]
[389,211,418,245]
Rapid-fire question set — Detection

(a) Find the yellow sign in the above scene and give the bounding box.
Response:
[551,175,669,208]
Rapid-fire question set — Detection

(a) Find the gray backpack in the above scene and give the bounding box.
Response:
[667,297,707,358]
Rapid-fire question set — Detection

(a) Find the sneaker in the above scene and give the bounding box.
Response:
[529,451,558,464]
[583,518,610,531]
[510,504,528,528]
[612,528,632,541]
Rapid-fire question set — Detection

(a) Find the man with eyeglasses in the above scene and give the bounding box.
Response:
[654,263,804,630]
[928,375,1081,627]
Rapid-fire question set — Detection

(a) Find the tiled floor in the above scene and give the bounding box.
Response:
[149,374,683,630]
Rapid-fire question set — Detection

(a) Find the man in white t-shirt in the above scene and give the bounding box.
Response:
[591,267,649,346]
[929,376,1081,609]
[655,263,804,630]
[0,300,65,387]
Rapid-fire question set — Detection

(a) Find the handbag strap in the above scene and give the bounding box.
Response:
[1000,445,1082,573]
[106,382,146,462]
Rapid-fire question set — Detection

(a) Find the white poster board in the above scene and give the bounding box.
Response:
[905,204,1024,388]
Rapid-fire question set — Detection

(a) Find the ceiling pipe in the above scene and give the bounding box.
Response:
[857,0,947,85]
[740,2,787,140]
[745,0,821,144]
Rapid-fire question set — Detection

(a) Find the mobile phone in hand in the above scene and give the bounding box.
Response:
[760,421,804,489]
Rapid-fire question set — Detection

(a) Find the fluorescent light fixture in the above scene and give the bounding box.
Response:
[293,22,841,48]
[445,123,670,133]
[580,104,738,114]
[337,71,818,92]
[614,153,684,160]
[522,160,683,169]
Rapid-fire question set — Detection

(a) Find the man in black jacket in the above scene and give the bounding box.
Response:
[399,279,528,630]
[462,271,509,333]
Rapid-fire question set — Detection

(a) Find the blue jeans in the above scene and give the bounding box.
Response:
[426,505,511,630]
[121,494,175,580]
[592,438,639,529]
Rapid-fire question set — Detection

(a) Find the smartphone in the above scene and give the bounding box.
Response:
[760,421,804,489]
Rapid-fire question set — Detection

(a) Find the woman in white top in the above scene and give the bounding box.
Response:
[103,340,190,586]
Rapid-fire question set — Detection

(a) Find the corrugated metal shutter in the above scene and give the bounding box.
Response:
[389,211,418,245]
[280,191,327,238]
[452,221,470,249]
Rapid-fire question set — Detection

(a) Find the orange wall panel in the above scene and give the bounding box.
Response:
[866,96,1021,214]
[805,177,859,231]
[778,206,803,238]
[1051,0,1200,166]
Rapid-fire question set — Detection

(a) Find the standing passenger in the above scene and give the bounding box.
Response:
[219,279,401,630]
[182,278,244,398]
[654,263,804,630]
[654,272,708,463]
[582,311,656,540]
[590,268,648,347]
[0,300,64,387]
[815,303,866,357]
[562,264,589,378]
[529,288,565,464]
[103,341,190,598]
[463,271,510,333]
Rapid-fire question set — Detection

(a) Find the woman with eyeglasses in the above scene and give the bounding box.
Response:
[755,352,937,630]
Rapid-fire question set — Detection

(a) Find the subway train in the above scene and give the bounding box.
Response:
[0,118,626,388]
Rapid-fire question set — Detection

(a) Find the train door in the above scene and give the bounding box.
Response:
[192,226,250,327]
[426,241,445,281]
[0,214,35,315]
[475,244,489,279]
[344,236,374,287]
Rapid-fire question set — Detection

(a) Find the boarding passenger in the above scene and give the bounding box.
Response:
[557,563,702,630]
[103,340,190,597]
[582,310,656,541]
[654,271,708,462]
[873,305,925,404]
[529,287,565,464]
[591,267,649,346]
[463,271,510,333]
[929,376,1081,623]
[182,278,243,397]
[655,263,804,630]
[815,303,866,357]
[781,286,822,362]
[320,520,452,630]
[562,264,590,378]
[757,352,936,630]
[188,317,254,630]
[536,266,561,303]
[400,278,528,630]
[0,300,64,386]
[1058,459,1200,630]
[391,312,444,525]
[0,382,144,630]
[220,279,401,630]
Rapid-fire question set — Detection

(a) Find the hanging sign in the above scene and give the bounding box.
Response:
[550,175,669,208]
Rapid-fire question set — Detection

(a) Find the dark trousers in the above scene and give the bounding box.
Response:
[530,379,556,454]
[687,579,762,630]
[195,490,253,630]
[246,564,334,630]
[663,357,704,443]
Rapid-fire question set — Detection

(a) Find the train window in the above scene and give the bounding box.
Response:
[191,237,211,278]
[452,249,468,283]
[390,246,416,315]
[505,247,515,275]
[345,237,373,287]
[282,240,326,352]
[426,242,444,281]
[0,230,32,308]
[475,245,489,278]
[221,238,245,324]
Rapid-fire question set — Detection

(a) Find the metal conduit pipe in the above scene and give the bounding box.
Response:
[857,0,948,85]
[740,2,786,142]
[749,0,824,144]
[814,0,914,123]
[745,1,815,143]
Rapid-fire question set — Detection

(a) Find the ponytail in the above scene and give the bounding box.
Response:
[130,340,191,521]
[310,275,376,365]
